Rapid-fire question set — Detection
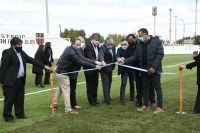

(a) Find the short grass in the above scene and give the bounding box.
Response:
[0,54,199,133]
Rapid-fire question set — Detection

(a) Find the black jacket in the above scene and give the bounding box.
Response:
[68,49,84,79]
[186,55,200,85]
[83,42,100,75]
[0,48,44,86]
[116,47,126,75]
[44,47,54,65]
[125,36,164,73]
[99,44,117,73]
[56,46,96,74]
[117,44,138,75]
[32,49,50,74]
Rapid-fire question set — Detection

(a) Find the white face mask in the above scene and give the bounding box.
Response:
[92,40,100,46]
[121,45,128,50]
[138,36,145,42]
[74,45,81,49]
[81,43,86,49]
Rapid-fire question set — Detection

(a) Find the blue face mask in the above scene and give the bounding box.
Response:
[74,45,81,49]
[121,45,128,50]
[138,36,145,42]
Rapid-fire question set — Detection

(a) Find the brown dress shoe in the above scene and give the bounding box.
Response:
[65,110,79,115]
[137,105,149,112]
[153,107,164,114]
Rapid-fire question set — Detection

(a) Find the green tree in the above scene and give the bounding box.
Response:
[193,35,200,45]
[108,34,126,46]
[61,28,86,41]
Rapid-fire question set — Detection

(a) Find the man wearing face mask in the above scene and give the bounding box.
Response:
[117,38,134,105]
[77,36,86,50]
[119,28,164,114]
[67,36,85,109]
[127,34,156,107]
[99,36,117,105]
[125,34,142,107]
[84,33,101,106]
[54,38,102,114]
[0,37,51,123]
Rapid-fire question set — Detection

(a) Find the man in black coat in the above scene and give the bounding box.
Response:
[0,37,51,123]
[99,37,117,105]
[32,45,50,87]
[84,33,101,106]
[119,28,164,114]
[186,51,200,113]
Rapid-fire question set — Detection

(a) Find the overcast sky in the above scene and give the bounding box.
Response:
[0,0,199,41]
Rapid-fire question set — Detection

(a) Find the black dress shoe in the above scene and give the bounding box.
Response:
[120,100,126,105]
[95,100,100,104]
[38,85,45,88]
[135,102,142,107]
[89,102,97,107]
[104,100,111,105]
[17,114,30,119]
[5,119,16,123]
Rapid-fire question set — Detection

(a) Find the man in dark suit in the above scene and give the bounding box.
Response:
[84,33,101,106]
[99,36,117,105]
[0,37,51,123]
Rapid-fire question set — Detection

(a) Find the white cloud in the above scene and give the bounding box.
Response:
[0,0,199,41]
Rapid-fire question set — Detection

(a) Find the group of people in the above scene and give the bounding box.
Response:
[54,28,165,115]
[0,27,200,123]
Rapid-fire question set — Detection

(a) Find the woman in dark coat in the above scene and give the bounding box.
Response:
[44,42,54,84]
[32,45,50,87]
[186,51,200,113]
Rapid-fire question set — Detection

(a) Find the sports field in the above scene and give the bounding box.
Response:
[0,54,199,133]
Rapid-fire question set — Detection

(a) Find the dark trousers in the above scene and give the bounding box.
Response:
[44,70,50,84]
[35,73,43,86]
[135,72,143,104]
[120,70,135,101]
[142,73,163,108]
[135,72,156,105]
[85,71,99,104]
[3,78,25,121]
[194,85,200,113]
[101,71,112,102]
[149,83,156,104]
[70,78,78,107]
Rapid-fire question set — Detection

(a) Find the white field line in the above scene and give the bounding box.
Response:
[162,60,192,68]
[0,61,192,101]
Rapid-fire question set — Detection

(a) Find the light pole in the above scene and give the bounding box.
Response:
[45,0,49,33]
[195,0,198,37]
[174,16,177,45]
[180,19,185,45]
[59,24,62,37]
[169,8,173,45]
[152,6,157,36]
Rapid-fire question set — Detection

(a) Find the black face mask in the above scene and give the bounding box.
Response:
[128,41,136,46]
[15,47,22,53]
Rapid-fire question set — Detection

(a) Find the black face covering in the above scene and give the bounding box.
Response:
[15,47,22,53]
[128,41,135,46]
